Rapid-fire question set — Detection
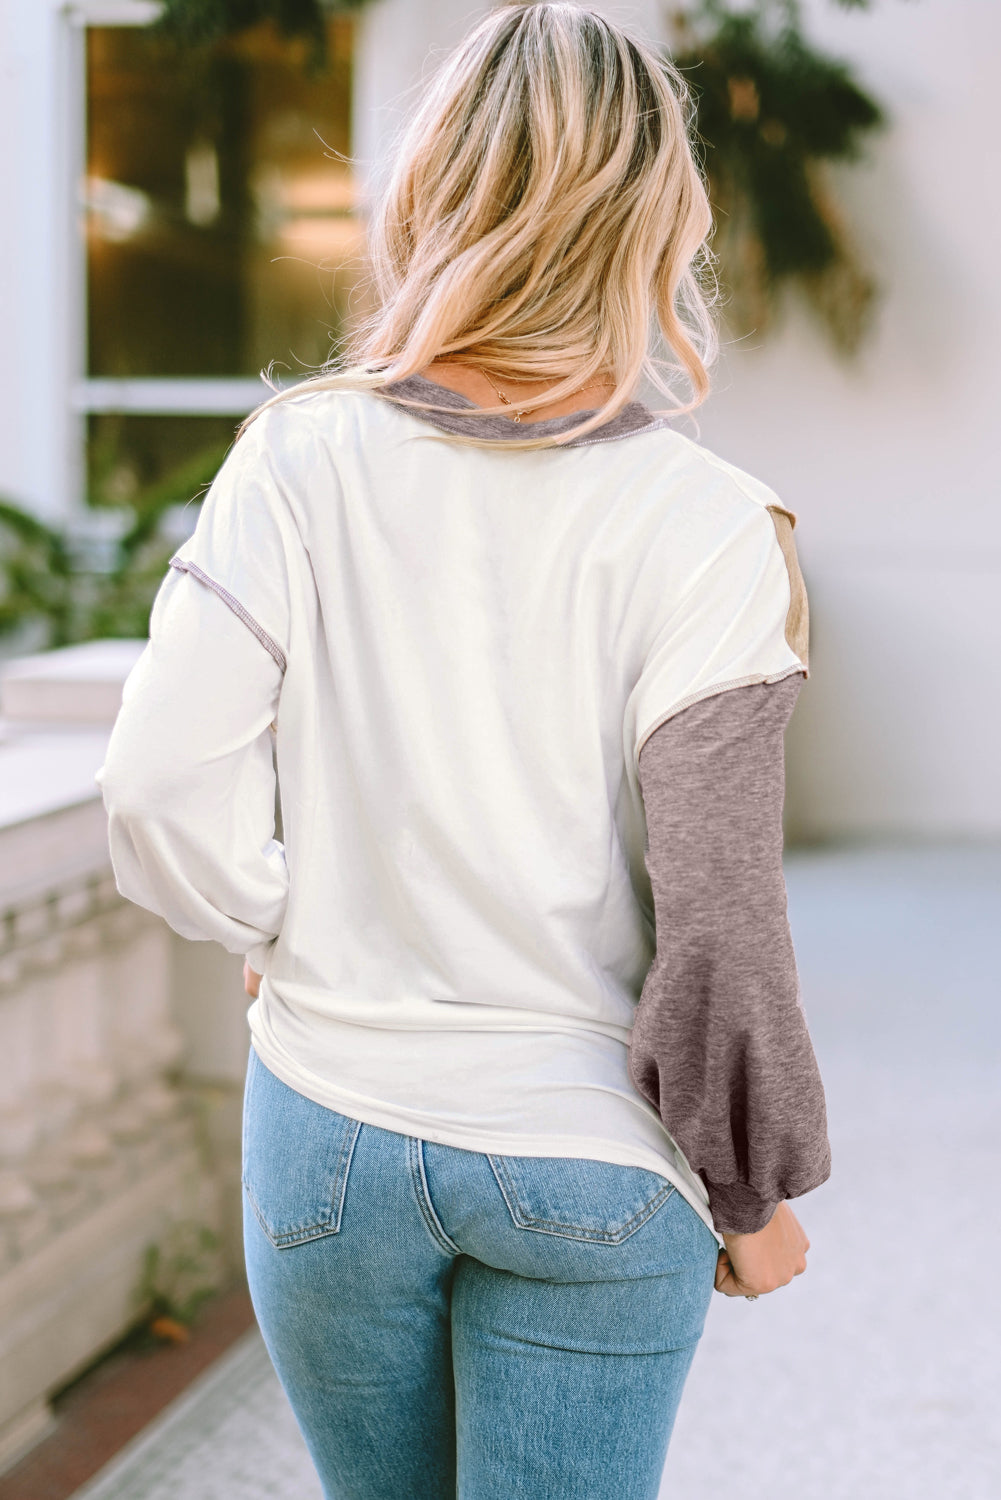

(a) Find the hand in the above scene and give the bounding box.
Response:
[243,961,262,999]
[714,1201,810,1297]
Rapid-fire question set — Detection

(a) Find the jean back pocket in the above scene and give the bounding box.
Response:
[242,1049,361,1249]
[487,1153,675,1244]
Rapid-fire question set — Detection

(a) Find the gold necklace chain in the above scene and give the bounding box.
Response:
[478,367,611,424]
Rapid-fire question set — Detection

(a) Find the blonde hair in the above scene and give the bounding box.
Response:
[244,2,716,448]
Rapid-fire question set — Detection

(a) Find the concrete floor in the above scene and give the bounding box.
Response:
[70,845,1001,1500]
[661,843,1001,1499]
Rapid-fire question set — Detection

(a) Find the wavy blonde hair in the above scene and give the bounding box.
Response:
[244,2,716,448]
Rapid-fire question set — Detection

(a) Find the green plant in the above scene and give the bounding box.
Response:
[0,421,235,645]
[135,1219,224,1334]
[157,0,372,61]
[0,501,77,646]
[670,0,886,350]
[0,496,181,648]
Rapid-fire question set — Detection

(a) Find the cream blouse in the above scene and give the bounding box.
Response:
[96,377,826,1240]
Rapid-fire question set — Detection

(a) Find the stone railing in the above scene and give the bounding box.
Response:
[0,642,251,1472]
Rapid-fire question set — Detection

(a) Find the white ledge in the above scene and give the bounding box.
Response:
[0,640,145,888]
[0,727,111,832]
[0,640,146,725]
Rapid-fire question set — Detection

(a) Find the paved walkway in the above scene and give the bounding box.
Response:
[69,845,1001,1500]
[662,843,1001,1499]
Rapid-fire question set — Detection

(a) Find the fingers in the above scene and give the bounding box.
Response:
[715,1265,759,1298]
[715,1258,744,1297]
[714,1211,812,1297]
[714,1251,757,1298]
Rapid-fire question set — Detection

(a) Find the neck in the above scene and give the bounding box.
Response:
[418,360,615,424]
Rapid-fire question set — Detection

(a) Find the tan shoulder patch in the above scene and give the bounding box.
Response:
[767,506,809,672]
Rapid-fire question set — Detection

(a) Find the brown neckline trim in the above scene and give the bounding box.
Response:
[375,373,665,448]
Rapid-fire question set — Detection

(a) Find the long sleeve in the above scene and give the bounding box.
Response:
[96,564,289,972]
[629,675,831,1235]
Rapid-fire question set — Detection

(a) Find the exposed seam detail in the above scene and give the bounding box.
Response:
[636,664,807,763]
[407,1137,461,1256]
[567,417,669,449]
[667,431,795,520]
[170,556,287,673]
[487,1155,675,1244]
[330,1117,362,1234]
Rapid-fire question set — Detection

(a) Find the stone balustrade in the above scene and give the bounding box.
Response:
[0,642,250,1473]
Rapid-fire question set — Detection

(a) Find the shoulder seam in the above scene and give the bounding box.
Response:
[636,665,806,761]
[169,557,287,674]
[766,507,809,669]
[667,432,786,516]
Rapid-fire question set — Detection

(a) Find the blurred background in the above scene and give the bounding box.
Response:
[0,2,997,1497]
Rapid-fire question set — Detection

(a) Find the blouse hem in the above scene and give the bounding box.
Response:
[245,1029,722,1247]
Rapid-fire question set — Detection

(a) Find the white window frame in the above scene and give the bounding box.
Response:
[0,0,384,525]
[67,0,285,504]
[1,0,369,523]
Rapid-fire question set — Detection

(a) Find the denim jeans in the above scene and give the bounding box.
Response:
[242,1046,718,1500]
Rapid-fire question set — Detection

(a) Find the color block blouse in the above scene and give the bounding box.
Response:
[96,374,831,1240]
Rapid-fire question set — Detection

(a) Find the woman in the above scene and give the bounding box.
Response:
[98,5,830,1496]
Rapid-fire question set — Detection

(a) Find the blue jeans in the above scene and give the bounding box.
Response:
[242,1046,718,1499]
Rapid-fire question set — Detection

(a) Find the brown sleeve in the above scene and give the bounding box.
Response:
[630,675,831,1235]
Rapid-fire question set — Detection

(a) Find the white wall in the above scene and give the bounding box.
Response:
[352,0,483,187]
[690,0,1001,838]
[352,0,665,199]
[0,0,81,521]
[355,0,1001,840]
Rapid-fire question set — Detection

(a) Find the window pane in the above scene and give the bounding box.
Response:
[87,413,238,515]
[85,20,361,378]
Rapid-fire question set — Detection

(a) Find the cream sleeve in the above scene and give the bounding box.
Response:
[626,494,809,772]
[96,563,288,973]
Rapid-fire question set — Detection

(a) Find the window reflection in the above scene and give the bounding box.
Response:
[85,20,361,379]
[87,414,239,516]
